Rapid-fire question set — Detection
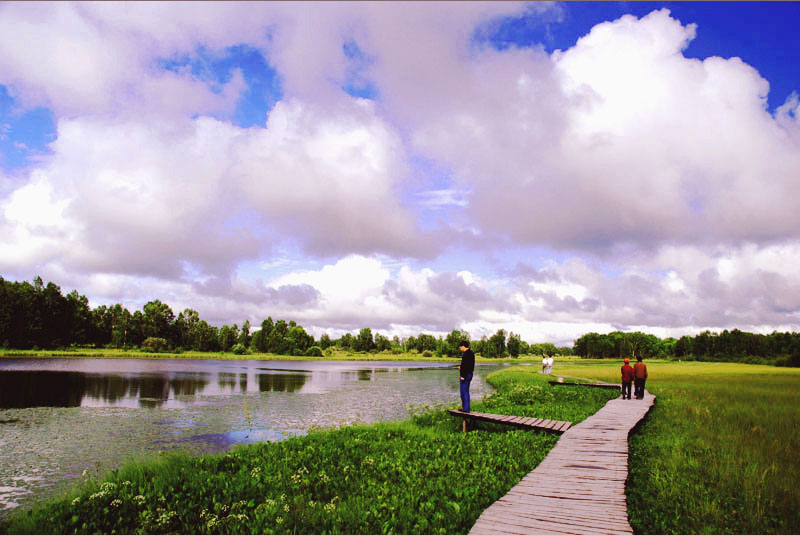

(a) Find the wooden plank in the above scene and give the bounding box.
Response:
[480,506,634,533]
[477,515,626,536]
[491,503,633,528]
[475,513,605,535]
[447,409,573,434]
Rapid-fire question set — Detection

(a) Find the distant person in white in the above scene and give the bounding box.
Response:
[542,354,548,374]
[547,355,554,374]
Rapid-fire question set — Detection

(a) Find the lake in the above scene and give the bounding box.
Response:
[0,358,504,515]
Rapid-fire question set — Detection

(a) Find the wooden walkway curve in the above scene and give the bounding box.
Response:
[469,390,656,535]
[448,410,572,433]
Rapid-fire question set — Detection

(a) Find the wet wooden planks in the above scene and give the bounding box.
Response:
[448,410,572,433]
[469,391,655,535]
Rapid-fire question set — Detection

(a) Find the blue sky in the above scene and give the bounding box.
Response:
[1,2,798,345]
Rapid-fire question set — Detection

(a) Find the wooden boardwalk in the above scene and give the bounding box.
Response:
[448,410,572,433]
[469,391,655,535]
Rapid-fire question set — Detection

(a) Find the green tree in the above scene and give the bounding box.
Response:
[142,300,175,342]
[250,329,266,353]
[319,333,332,349]
[417,334,437,352]
[488,329,507,358]
[354,328,375,352]
[66,290,92,346]
[238,319,251,349]
[338,333,354,350]
[286,325,313,355]
[375,334,391,352]
[219,324,239,352]
[444,329,469,357]
[507,332,522,358]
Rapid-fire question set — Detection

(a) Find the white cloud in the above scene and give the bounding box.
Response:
[367,8,800,252]
[1,3,798,344]
[0,2,251,118]
[0,96,434,280]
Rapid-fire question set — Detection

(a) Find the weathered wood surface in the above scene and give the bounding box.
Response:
[448,410,572,433]
[469,391,655,535]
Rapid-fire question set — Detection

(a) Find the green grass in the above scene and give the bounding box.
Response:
[0,367,611,535]
[554,360,800,534]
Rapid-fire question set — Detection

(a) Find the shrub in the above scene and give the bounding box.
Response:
[231,344,247,355]
[141,337,169,353]
[422,351,433,357]
[305,346,323,357]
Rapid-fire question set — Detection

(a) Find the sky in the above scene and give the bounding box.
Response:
[1,1,799,346]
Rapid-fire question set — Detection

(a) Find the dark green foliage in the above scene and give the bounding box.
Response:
[573,329,800,365]
[141,337,169,353]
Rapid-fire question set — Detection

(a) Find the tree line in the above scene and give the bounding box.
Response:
[0,276,570,358]
[574,330,800,366]
[2,276,797,365]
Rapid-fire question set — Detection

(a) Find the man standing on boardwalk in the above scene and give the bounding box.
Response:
[633,354,648,399]
[621,358,634,399]
[458,340,475,412]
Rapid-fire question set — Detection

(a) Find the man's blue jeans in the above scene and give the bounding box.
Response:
[460,374,473,412]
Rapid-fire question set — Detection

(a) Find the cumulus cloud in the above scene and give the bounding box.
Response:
[368,8,800,252]
[1,3,798,342]
[0,97,436,280]
[0,2,253,118]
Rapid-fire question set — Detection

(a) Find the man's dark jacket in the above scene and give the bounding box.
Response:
[460,349,475,377]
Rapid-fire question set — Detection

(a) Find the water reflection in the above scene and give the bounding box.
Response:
[257,373,307,393]
[0,359,453,409]
[0,371,214,409]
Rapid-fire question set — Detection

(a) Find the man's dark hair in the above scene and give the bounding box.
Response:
[637,355,643,361]
[459,340,470,349]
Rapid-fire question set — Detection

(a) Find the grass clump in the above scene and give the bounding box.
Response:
[0,366,616,535]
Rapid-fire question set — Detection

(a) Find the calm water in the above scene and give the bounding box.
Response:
[0,358,503,514]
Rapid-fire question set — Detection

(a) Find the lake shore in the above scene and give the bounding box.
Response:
[0,347,570,364]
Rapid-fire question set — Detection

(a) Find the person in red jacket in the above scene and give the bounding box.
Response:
[621,358,634,400]
[633,354,648,399]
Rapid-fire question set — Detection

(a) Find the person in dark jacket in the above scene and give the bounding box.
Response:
[633,354,648,399]
[458,340,475,412]
[621,358,634,400]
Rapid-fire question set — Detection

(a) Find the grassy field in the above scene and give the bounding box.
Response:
[553,359,800,534]
[0,368,614,535]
